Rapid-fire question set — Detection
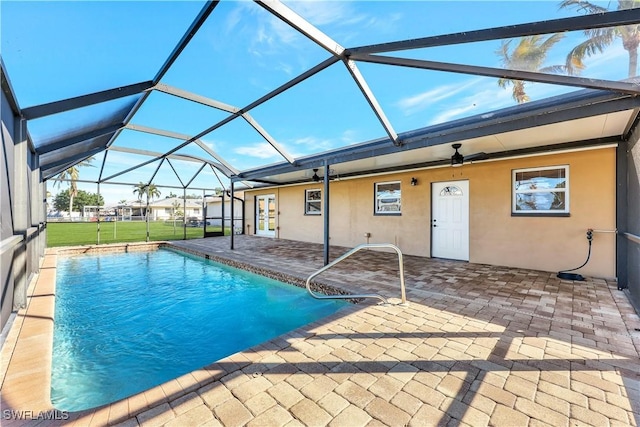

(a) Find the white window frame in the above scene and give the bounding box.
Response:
[305,189,322,215]
[512,165,569,215]
[375,181,401,215]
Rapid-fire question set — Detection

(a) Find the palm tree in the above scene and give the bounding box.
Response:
[496,34,567,103]
[133,182,161,242]
[559,0,640,77]
[53,157,94,218]
[132,182,161,220]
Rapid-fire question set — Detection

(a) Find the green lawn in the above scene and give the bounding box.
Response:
[46,221,220,247]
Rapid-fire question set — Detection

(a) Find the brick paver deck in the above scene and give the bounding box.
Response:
[1,236,639,426]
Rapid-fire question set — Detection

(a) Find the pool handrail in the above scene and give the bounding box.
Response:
[305,243,407,305]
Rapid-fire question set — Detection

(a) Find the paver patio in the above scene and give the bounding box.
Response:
[1,235,639,426]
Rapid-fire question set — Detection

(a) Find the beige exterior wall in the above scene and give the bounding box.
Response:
[244,147,616,278]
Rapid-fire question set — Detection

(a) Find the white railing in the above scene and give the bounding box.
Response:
[305,243,407,305]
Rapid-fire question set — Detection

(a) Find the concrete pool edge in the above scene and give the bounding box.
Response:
[0,242,365,426]
[164,243,362,303]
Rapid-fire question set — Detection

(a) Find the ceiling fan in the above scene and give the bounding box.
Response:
[309,168,338,182]
[450,143,489,167]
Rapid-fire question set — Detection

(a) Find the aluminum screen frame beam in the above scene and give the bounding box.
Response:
[152,1,220,84]
[351,53,640,96]
[153,56,340,167]
[107,145,230,175]
[21,81,153,120]
[235,93,640,181]
[255,0,345,57]
[254,1,400,147]
[124,123,238,175]
[99,1,221,177]
[348,8,640,55]
[153,83,239,113]
[241,113,295,164]
[343,59,400,145]
[41,148,104,179]
[151,85,295,164]
[35,123,124,155]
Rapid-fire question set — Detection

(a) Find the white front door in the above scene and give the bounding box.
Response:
[431,180,469,261]
[255,195,276,237]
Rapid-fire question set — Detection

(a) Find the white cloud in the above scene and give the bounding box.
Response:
[284,1,355,26]
[234,143,280,159]
[292,135,336,152]
[397,79,482,116]
[427,81,516,125]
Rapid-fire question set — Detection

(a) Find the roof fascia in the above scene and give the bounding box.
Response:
[235,92,640,181]
[348,8,640,55]
[351,54,640,96]
[244,137,620,188]
[21,81,152,120]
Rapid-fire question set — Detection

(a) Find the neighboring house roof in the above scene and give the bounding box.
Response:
[205,191,245,204]
[148,197,203,209]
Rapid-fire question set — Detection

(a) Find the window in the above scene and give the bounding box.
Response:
[439,185,463,196]
[375,181,401,215]
[512,166,569,215]
[193,208,200,214]
[164,208,172,214]
[305,189,321,215]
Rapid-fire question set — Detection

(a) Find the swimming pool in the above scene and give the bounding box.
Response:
[51,248,348,411]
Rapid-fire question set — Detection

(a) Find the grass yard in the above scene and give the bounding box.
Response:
[46,221,221,247]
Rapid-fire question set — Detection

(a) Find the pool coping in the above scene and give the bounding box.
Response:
[0,242,365,425]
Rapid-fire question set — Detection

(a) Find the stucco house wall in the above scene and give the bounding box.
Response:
[244,147,616,279]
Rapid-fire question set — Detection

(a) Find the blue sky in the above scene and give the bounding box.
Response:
[1,1,628,206]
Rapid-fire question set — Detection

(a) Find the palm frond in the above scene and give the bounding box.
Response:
[618,0,640,11]
[565,35,615,75]
[539,65,569,74]
[558,0,608,14]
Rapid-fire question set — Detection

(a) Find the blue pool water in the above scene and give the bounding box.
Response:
[51,248,347,411]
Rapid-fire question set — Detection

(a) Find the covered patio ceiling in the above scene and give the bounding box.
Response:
[2,1,639,191]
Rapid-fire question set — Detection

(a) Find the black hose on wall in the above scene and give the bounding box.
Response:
[557,229,593,281]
